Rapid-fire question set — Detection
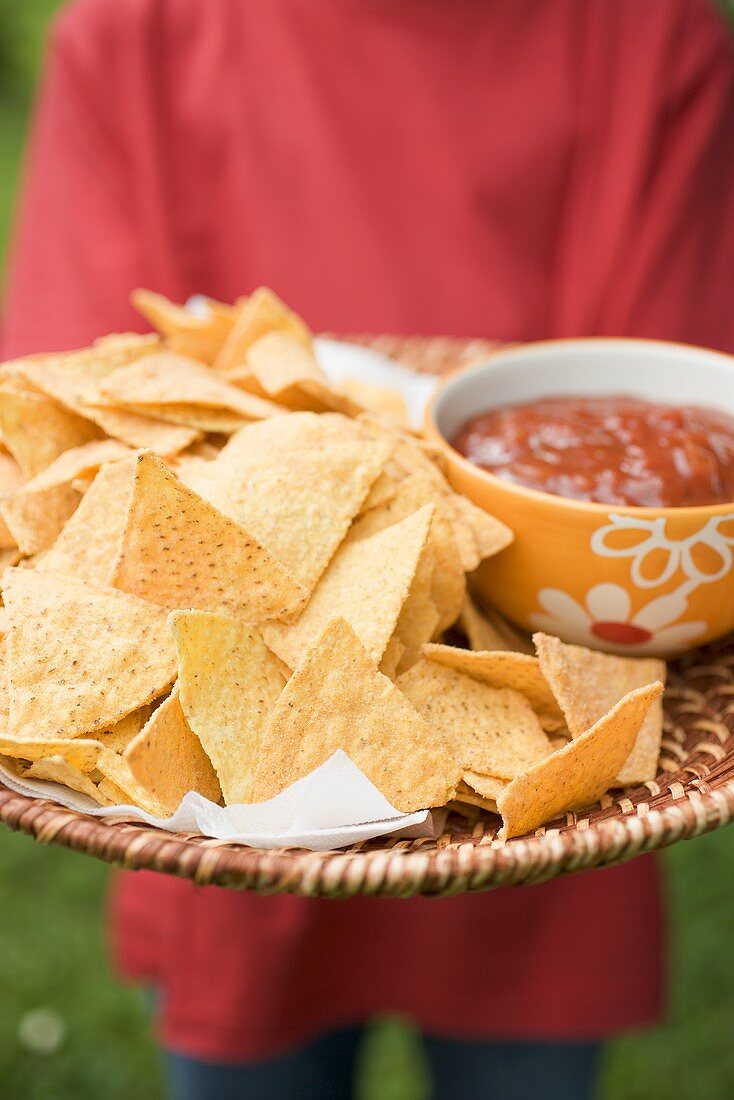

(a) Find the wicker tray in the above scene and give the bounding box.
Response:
[1,334,732,898]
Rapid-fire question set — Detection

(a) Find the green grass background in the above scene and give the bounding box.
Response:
[1,4,734,1098]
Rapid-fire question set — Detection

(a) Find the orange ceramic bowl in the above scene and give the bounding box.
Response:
[424,338,734,658]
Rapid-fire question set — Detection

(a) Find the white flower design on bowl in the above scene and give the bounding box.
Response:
[529,583,707,656]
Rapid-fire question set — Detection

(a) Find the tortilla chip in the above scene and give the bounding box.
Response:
[191,413,392,590]
[214,287,312,374]
[16,440,132,495]
[350,422,512,571]
[0,735,103,770]
[359,470,397,513]
[252,618,460,812]
[131,289,236,364]
[22,755,101,800]
[98,704,157,753]
[461,772,508,803]
[171,611,285,804]
[380,517,442,677]
[423,643,566,731]
[0,386,101,477]
[17,355,199,454]
[38,458,136,586]
[113,451,307,619]
[496,682,664,838]
[93,747,169,816]
[0,484,81,556]
[88,353,284,420]
[533,632,667,785]
[427,510,465,635]
[397,660,553,780]
[0,452,25,497]
[338,377,408,425]
[264,504,435,671]
[237,333,361,415]
[3,568,176,739]
[459,594,534,654]
[124,685,221,810]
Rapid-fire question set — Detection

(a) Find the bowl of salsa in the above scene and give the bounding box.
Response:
[424,338,734,657]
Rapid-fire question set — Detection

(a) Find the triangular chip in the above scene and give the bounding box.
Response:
[3,568,176,739]
[124,685,221,811]
[0,483,81,555]
[459,594,534,654]
[214,287,312,374]
[235,333,362,415]
[533,632,667,785]
[350,421,512,571]
[252,618,460,812]
[132,288,237,364]
[423,644,566,731]
[397,660,552,780]
[0,386,101,477]
[98,704,157,753]
[113,451,307,619]
[264,504,435,671]
[191,413,392,590]
[461,772,507,804]
[496,682,664,838]
[38,458,136,586]
[171,611,285,804]
[16,440,132,495]
[21,755,101,800]
[93,747,169,816]
[338,377,408,425]
[88,352,284,420]
[0,735,103,770]
[17,353,199,454]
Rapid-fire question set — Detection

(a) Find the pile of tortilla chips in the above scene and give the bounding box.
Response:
[0,289,666,840]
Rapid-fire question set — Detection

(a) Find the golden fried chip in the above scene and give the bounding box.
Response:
[461,772,507,803]
[380,517,442,677]
[98,704,157,753]
[131,289,236,364]
[338,377,408,425]
[16,440,132,494]
[533,632,667,785]
[3,568,176,739]
[113,451,307,619]
[350,421,512,571]
[0,386,100,476]
[459,594,534,654]
[192,413,391,590]
[397,660,552,780]
[110,403,252,434]
[214,287,312,374]
[38,458,135,586]
[496,682,664,838]
[237,333,361,415]
[0,484,81,556]
[21,755,101,800]
[252,618,460,812]
[124,686,221,811]
[0,735,103,769]
[89,353,284,420]
[18,352,200,454]
[423,643,566,731]
[264,505,435,671]
[171,611,285,804]
[93,747,169,816]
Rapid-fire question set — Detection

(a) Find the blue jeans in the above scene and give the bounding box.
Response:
[166,1026,600,1099]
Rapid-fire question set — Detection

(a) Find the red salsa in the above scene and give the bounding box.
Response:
[452,395,734,508]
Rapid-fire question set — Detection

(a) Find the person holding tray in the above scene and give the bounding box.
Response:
[3,1,734,1098]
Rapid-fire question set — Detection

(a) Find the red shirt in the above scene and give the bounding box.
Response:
[4,0,734,1061]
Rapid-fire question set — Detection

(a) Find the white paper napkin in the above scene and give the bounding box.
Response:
[0,751,441,852]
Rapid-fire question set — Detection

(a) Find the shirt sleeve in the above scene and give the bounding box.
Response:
[1,4,170,357]
[554,0,734,352]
